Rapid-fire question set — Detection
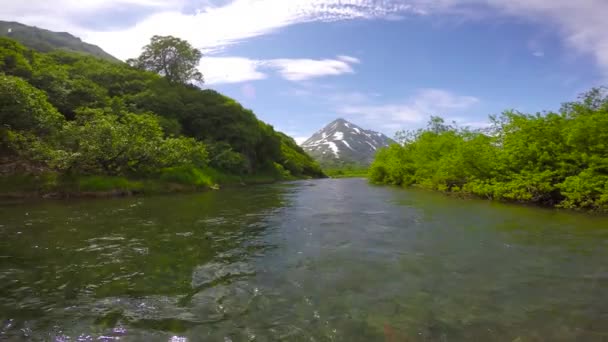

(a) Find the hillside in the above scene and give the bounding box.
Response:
[0,21,119,62]
[0,36,324,196]
[302,118,393,167]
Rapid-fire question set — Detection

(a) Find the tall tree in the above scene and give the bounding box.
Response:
[128,35,203,84]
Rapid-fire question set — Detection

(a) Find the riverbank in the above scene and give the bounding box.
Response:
[370,181,608,214]
[368,89,608,213]
[0,167,311,200]
[324,168,368,178]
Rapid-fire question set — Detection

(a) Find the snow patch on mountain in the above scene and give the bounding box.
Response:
[301,118,393,166]
[327,142,339,156]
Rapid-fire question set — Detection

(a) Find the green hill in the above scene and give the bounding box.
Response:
[0,36,324,196]
[0,21,119,62]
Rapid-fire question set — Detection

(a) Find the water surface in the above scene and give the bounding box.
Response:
[1,178,607,341]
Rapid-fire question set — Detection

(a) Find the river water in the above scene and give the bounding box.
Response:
[1,178,607,341]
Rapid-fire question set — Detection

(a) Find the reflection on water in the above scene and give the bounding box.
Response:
[1,179,607,341]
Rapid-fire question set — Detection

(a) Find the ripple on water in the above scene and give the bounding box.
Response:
[2,179,608,341]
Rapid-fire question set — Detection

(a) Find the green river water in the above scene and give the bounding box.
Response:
[1,178,607,341]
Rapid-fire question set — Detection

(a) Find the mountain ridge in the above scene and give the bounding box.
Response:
[0,21,119,62]
[302,118,393,167]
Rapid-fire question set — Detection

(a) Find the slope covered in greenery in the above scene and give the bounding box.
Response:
[0,21,119,62]
[369,89,608,211]
[0,37,324,195]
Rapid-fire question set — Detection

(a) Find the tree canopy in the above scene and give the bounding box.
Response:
[0,37,324,191]
[369,89,608,212]
[128,35,203,84]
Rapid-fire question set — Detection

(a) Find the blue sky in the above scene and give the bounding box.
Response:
[2,0,607,143]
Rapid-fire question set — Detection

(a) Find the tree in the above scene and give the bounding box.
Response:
[0,37,326,183]
[128,35,203,84]
[0,74,64,134]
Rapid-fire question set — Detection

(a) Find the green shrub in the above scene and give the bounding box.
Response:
[369,89,608,211]
[159,166,214,187]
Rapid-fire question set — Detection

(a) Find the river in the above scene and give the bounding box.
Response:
[1,178,607,341]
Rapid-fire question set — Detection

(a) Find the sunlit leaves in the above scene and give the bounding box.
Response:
[370,88,608,211]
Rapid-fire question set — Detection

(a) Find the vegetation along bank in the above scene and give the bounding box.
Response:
[369,88,608,212]
[0,36,325,198]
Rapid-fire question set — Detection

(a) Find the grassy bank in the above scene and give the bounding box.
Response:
[325,168,368,178]
[0,166,300,199]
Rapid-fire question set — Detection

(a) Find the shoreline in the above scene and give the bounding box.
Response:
[0,177,290,201]
[370,181,608,214]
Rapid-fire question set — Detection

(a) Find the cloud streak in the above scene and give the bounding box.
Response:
[3,0,608,77]
[428,0,608,77]
[201,55,360,84]
[338,88,480,130]
[3,0,422,60]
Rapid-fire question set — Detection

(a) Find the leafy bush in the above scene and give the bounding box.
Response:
[370,89,608,211]
[0,74,64,134]
[0,37,324,186]
[159,166,214,187]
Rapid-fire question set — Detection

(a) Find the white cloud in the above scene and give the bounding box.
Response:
[337,88,480,130]
[294,136,309,145]
[532,51,545,58]
[0,0,178,15]
[337,55,361,64]
[4,0,608,76]
[200,57,266,84]
[3,0,421,60]
[263,56,359,81]
[428,0,608,76]
[201,55,360,84]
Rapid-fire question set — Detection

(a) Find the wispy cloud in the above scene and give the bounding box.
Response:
[337,88,480,130]
[532,51,545,58]
[264,56,359,81]
[4,0,608,77]
[200,57,266,84]
[201,55,360,84]
[432,0,608,76]
[294,136,309,145]
[337,55,361,64]
[3,0,422,60]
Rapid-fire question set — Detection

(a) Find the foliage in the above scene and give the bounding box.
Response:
[0,74,64,134]
[128,35,203,84]
[159,166,214,187]
[206,141,249,174]
[58,108,209,175]
[0,37,324,194]
[369,89,608,211]
[324,162,368,178]
[325,168,368,178]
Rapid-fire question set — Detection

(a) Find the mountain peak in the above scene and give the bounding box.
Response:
[302,118,393,167]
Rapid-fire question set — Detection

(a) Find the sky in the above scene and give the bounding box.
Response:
[2,0,607,144]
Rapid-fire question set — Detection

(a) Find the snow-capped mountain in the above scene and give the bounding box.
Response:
[301,118,393,166]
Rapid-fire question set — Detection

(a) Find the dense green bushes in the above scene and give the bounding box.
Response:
[369,89,608,211]
[0,37,323,194]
